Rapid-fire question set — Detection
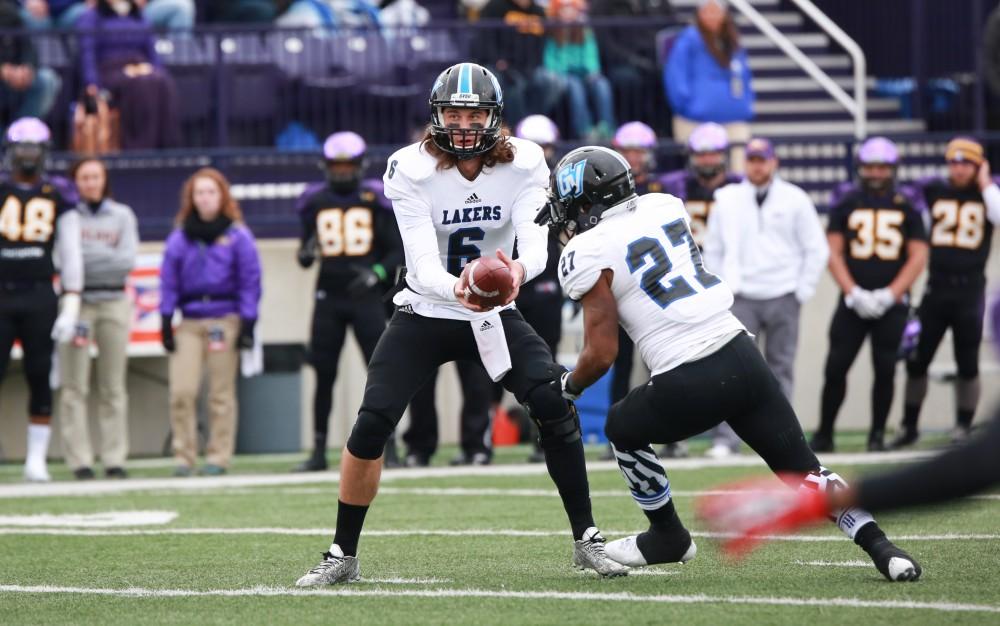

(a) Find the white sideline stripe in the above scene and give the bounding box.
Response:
[361,577,451,585]
[0,511,177,527]
[795,560,871,568]
[0,527,997,543]
[0,584,997,614]
[0,451,937,499]
[622,570,680,576]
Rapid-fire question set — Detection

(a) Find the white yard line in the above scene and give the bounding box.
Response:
[794,560,871,568]
[0,452,936,500]
[0,584,997,614]
[0,526,997,543]
[0,511,177,527]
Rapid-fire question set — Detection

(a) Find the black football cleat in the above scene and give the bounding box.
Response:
[292,450,328,473]
[889,427,919,450]
[809,432,834,453]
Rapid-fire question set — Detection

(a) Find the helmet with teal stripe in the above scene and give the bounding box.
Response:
[429,62,504,159]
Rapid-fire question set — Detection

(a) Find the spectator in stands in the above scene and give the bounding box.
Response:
[276,0,380,30]
[77,0,181,150]
[590,0,674,126]
[136,0,195,30]
[0,3,61,126]
[201,0,277,23]
[985,2,1000,99]
[159,168,262,476]
[379,0,429,29]
[58,157,139,481]
[476,0,563,127]
[544,0,615,140]
[664,0,753,171]
[703,137,828,417]
[19,0,88,29]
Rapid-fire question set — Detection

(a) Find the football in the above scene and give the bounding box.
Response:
[465,256,515,308]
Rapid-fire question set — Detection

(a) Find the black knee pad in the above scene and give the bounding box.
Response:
[346,410,396,460]
[519,363,581,449]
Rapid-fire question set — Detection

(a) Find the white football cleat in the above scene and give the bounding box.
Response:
[295,544,360,586]
[705,444,735,459]
[23,459,51,482]
[573,527,629,578]
[606,531,697,567]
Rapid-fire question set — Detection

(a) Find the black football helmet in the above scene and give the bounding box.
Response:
[535,146,637,238]
[429,62,504,159]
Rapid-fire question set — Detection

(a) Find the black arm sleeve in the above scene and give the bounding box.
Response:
[855,409,1000,512]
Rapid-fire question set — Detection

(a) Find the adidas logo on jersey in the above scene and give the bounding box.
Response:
[479,320,494,332]
[464,193,482,204]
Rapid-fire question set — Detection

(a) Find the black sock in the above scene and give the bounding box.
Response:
[853,521,886,550]
[957,409,974,429]
[313,432,328,454]
[542,438,595,540]
[644,498,682,533]
[333,500,369,557]
[902,404,920,429]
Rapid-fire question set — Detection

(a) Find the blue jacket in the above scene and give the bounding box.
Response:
[664,25,754,123]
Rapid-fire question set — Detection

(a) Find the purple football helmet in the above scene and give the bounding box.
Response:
[613,121,656,149]
[321,131,367,193]
[5,117,51,178]
[857,136,899,166]
[898,312,922,360]
[515,115,559,146]
[687,122,729,154]
[857,136,899,193]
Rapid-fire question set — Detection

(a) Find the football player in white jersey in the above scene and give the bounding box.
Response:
[296,63,627,586]
[536,146,922,582]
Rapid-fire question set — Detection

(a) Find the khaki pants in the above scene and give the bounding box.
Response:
[672,116,751,174]
[58,297,132,470]
[169,315,240,469]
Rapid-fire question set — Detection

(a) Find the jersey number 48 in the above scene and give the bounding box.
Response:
[0,196,55,243]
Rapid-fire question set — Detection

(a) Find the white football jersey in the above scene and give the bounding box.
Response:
[383,137,550,320]
[559,193,745,375]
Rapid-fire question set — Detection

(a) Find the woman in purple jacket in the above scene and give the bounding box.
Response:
[76,0,180,150]
[159,168,262,476]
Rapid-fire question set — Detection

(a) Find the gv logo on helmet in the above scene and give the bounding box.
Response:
[556,160,587,199]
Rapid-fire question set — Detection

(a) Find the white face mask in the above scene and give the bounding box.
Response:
[111,0,132,16]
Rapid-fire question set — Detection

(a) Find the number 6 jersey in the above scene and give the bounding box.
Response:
[558,193,744,376]
[0,177,75,283]
[382,137,549,320]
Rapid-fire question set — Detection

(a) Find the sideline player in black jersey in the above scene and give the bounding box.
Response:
[292,132,403,472]
[659,121,742,458]
[811,137,928,453]
[0,117,83,482]
[891,137,1000,448]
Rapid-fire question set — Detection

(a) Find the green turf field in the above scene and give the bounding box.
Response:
[1,442,997,625]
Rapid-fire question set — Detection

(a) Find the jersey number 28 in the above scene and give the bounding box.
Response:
[627,218,720,309]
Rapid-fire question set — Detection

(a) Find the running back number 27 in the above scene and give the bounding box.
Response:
[626,218,720,309]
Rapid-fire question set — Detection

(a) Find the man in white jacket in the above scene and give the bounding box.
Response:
[704,137,828,407]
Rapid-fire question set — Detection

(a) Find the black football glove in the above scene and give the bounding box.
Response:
[297,234,317,268]
[160,316,175,353]
[238,318,256,350]
[347,264,386,297]
[547,365,583,401]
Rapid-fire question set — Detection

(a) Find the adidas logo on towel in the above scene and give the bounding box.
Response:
[479,320,494,332]
[464,193,482,204]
